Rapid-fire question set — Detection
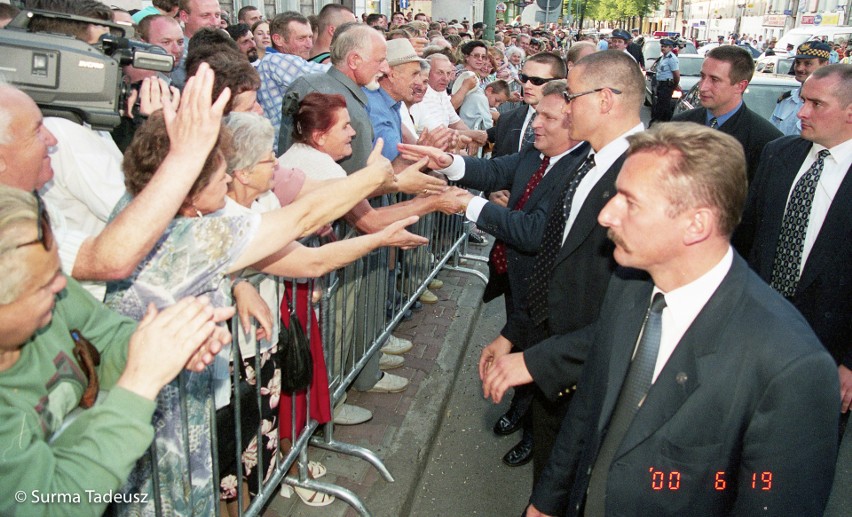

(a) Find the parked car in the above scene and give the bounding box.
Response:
[697,41,720,56]
[673,73,799,122]
[760,25,852,58]
[755,55,794,75]
[645,54,705,107]
[642,38,697,70]
[738,42,762,58]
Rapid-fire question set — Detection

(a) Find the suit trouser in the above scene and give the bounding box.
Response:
[651,82,675,123]
[531,387,573,485]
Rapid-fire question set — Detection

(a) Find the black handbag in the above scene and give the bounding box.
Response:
[278,297,313,393]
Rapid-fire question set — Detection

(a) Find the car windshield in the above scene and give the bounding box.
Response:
[743,83,794,120]
[679,58,703,76]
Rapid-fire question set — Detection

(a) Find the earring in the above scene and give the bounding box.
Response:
[192,204,204,218]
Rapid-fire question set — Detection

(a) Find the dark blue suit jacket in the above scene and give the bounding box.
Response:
[486,104,530,158]
[735,135,852,369]
[530,257,839,516]
[458,143,589,347]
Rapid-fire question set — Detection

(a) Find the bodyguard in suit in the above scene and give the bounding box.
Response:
[672,45,781,182]
[736,64,852,433]
[526,123,839,517]
[481,50,645,482]
[397,81,588,466]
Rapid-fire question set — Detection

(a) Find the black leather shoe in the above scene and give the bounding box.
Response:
[493,406,524,436]
[502,435,533,467]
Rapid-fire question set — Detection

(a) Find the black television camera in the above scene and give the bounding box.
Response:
[0,9,174,130]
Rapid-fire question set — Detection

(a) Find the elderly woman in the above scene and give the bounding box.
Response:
[104,108,414,514]
[222,112,423,507]
[251,20,270,63]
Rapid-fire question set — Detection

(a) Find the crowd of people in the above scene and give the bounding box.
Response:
[0,0,850,515]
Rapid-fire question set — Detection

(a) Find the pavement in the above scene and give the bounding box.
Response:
[264,237,852,517]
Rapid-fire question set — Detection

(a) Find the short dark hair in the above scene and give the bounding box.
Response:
[292,92,349,145]
[237,5,259,21]
[460,39,487,57]
[527,51,568,78]
[187,26,239,55]
[185,47,259,114]
[317,3,353,34]
[226,22,251,41]
[485,79,510,96]
[270,11,308,39]
[0,3,20,20]
[706,45,755,84]
[26,0,112,41]
[152,0,179,11]
[365,13,384,26]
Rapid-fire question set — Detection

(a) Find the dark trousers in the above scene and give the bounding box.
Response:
[531,386,573,485]
[651,81,676,124]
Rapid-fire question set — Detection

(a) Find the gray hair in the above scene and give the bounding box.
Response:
[541,79,567,98]
[505,46,525,60]
[330,22,375,66]
[224,112,275,173]
[0,185,40,304]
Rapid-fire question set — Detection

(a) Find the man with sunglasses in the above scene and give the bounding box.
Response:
[487,52,567,158]
[479,50,646,482]
[0,186,234,516]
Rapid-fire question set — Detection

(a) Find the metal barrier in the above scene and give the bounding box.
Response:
[108,197,488,516]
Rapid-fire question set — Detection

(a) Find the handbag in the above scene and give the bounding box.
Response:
[278,297,313,393]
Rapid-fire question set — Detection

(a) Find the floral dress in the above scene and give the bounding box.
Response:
[104,195,260,516]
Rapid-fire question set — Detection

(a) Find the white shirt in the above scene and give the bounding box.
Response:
[518,105,536,153]
[400,103,417,139]
[410,86,461,131]
[40,117,127,301]
[561,123,645,244]
[787,138,852,272]
[649,247,734,382]
[439,142,586,222]
[278,142,347,180]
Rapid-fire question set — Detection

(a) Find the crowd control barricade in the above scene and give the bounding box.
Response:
[131,197,489,517]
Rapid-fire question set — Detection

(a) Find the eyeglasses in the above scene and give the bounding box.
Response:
[10,191,53,253]
[519,73,557,86]
[562,87,622,103]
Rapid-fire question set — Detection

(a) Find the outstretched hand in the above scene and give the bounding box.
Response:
[164,62,230,159]
[395,157,447,195]
[397,143,454,171]
[377,215,428,249]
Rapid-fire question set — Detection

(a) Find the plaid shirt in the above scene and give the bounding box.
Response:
[256,48,329,139]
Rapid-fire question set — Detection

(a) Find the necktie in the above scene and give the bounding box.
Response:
[528,154,596,325]
[770,149,830,298]
[521,110,537,148]
[585,292,667,516]
[490,156,551,275]
[708,117,718,129]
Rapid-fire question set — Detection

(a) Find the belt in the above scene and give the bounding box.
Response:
[657,79,674,84]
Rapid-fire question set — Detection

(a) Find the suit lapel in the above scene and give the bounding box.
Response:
[555,152,623,264]
[506,149,541,207]
[613,256,748,459]
[797,162,852,292]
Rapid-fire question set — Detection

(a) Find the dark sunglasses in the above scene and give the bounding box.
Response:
[14,191,53,252]
[562,87,622,103]
[519,73,557,86]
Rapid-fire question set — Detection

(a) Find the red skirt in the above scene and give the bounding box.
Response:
[278,283,332,440]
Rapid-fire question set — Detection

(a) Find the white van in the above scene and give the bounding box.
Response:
[765,25,852,57]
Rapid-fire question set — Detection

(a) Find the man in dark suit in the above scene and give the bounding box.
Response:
[398,81,587,466]
[481,50,646,482]
[735,64,852,434]
[672,45,781,182]
[524,123,839,517]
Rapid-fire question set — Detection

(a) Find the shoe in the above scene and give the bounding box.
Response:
[428,278,444,290]
[502,434,533,467]
[386,300,413,321]
[333,403,372,425]
[493,406,524,436]
[379,353,404,370]
[419,289,438,304]
[382,335,413,355]
[367,372,409,393]
[307,461,326,479]
[468,231,487,245]
[280,484,336,506]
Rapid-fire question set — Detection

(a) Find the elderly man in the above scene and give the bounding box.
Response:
[481,50,645,481]
[0,66,229,299]
[0,191,232,515]
[672,45,781,181]
[524,122,839,517]
[256,11,329,146]
[737,64,852,436]
[770,41,831,135]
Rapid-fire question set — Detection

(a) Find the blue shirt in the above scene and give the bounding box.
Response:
[256,51,329,147]
[656,52,679,81]
[364,87,403,161]
[705,101,742,128]
[770,87,803,136]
